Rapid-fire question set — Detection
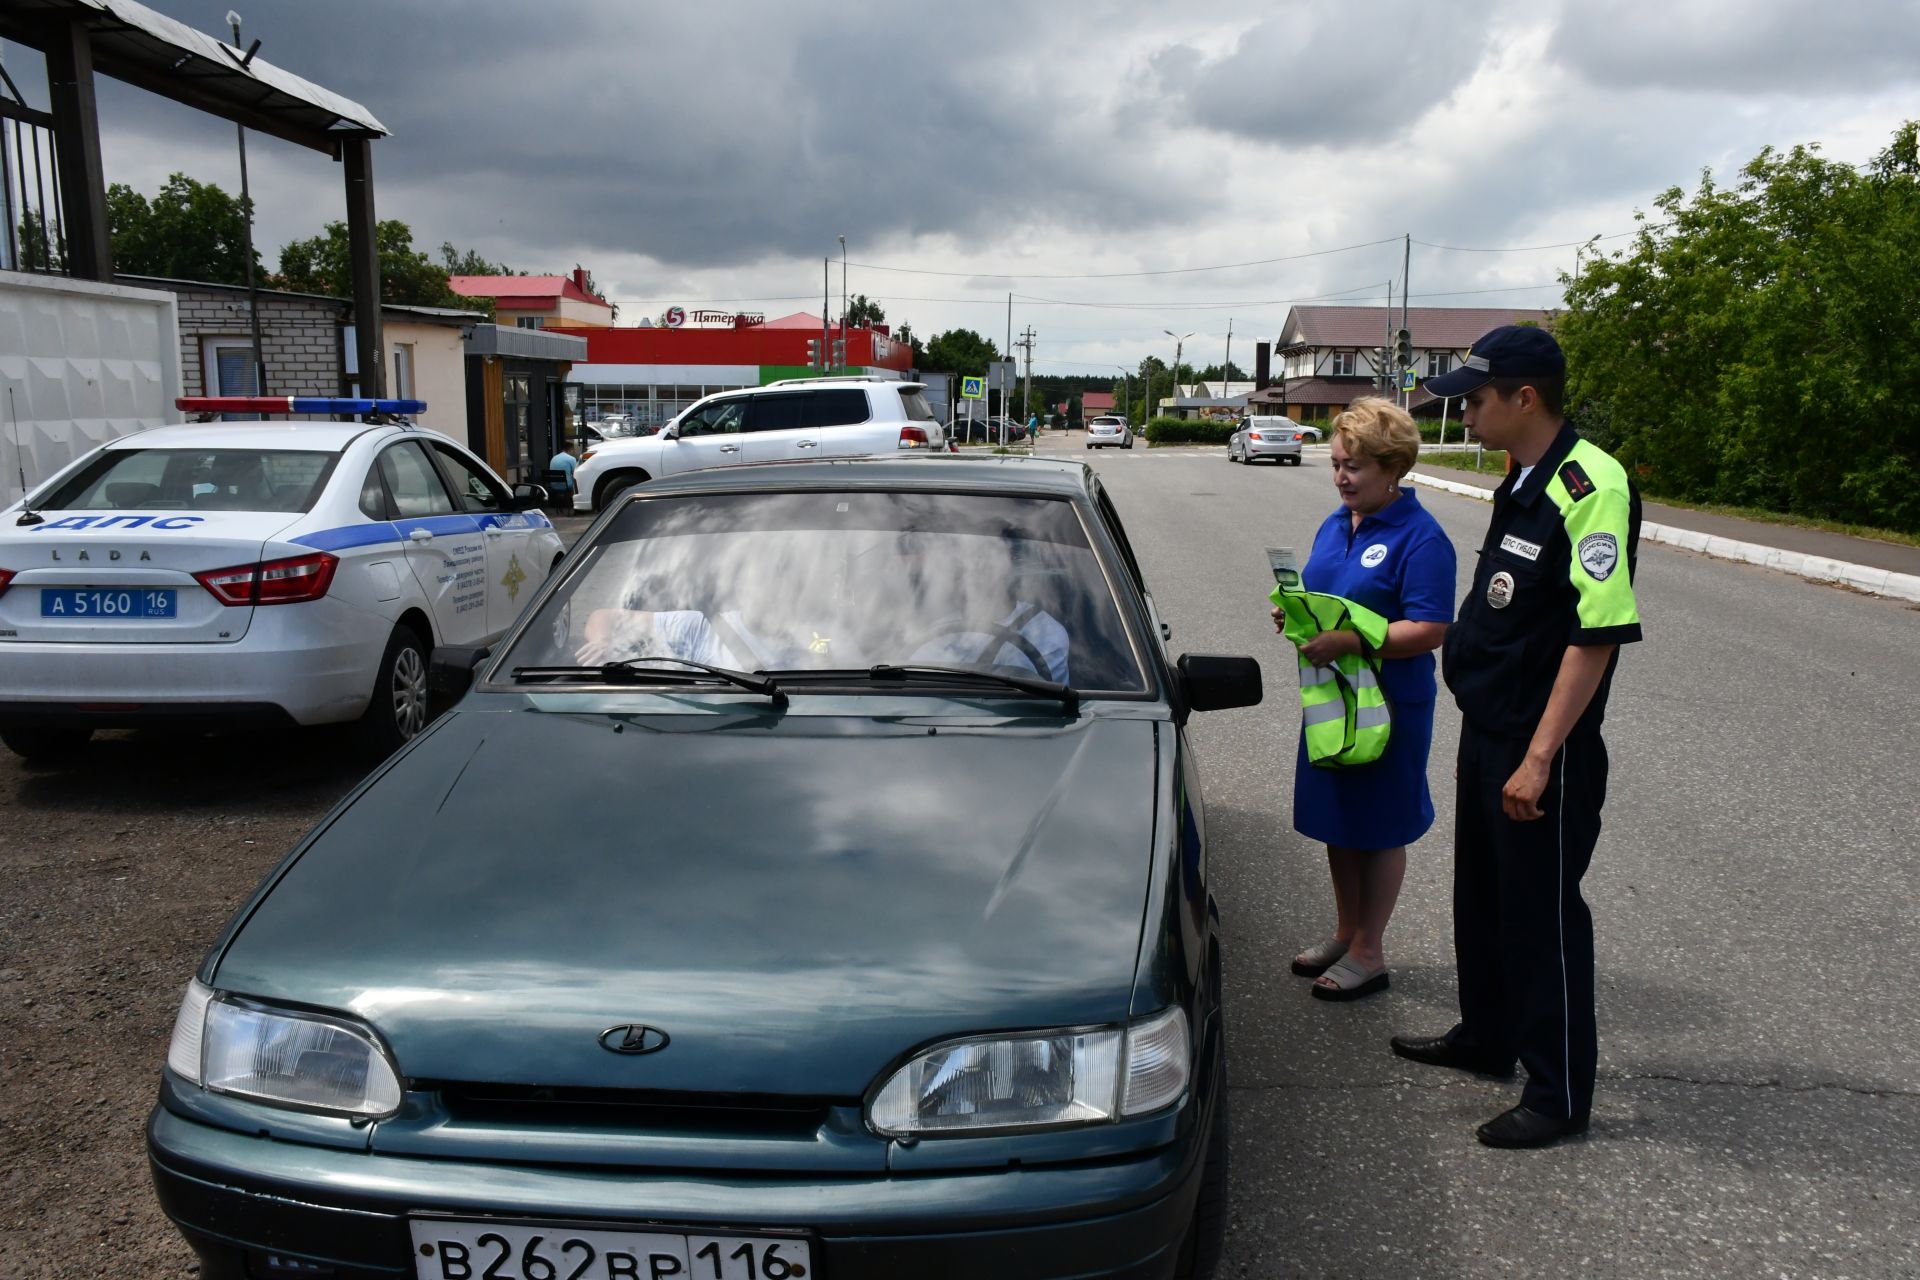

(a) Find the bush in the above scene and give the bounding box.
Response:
[1144,417,1236,444]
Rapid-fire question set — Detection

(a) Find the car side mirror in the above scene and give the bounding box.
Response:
[429,645,492,699]
[1177,653,1262,712]
[509,483,546,511]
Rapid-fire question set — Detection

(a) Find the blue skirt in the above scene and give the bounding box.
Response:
[1292,697,1436,850]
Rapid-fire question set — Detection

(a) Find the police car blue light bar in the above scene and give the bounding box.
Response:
[176,396,428,416]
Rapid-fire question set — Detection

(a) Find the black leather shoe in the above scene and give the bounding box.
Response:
[1476,1105,1590,1149]
[1388,1033,1516,1078]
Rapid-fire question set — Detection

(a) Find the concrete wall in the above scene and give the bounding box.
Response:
[386,318,468,440]
[0,271,182,505]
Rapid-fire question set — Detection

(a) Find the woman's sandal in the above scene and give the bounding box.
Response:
[1290,936,1350,978]
[1311,954,1390,1002]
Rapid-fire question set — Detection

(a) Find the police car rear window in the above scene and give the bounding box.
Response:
[37,449,340,514]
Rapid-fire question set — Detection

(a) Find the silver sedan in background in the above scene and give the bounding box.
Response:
[1227,418,1304,465]
[1086,415,1135,449]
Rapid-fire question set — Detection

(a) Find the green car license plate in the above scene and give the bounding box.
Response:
[409,1219,813,1280]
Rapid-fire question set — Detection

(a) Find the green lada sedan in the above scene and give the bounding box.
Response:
[149,455,1262,1280]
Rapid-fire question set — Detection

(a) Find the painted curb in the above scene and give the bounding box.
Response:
[1407,471,1920,605]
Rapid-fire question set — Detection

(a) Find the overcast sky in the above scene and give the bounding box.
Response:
[6,0,1917,377]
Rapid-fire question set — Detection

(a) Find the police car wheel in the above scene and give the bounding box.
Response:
[355,626,431,757]
[0,725,92,766]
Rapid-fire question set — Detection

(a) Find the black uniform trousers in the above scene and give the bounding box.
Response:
[1451,721,1608,1120]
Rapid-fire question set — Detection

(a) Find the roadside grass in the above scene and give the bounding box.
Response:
[1415,450,1920,549]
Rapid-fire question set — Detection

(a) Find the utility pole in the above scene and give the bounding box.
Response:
[1017,325,1036,435]
[229,11,266,396]
[1383,281,1393,395]
[1004,293,1013,427]
[820,258,830,372]
[1222,318,1233,412]
[1400,233,1411,409]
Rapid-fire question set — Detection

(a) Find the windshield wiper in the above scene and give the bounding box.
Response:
[510,657,787,707]
[856,663,1077,710]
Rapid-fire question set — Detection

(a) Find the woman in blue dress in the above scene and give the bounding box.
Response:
[1278,397,1457,1001]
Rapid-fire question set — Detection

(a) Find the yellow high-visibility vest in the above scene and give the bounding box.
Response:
[1269,583,1392,768]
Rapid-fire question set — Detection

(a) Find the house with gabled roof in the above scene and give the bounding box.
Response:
[1246,305,1555,419]
[450,268,614,329]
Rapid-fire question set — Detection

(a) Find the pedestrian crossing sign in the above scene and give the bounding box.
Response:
[961,376,986,399]
[1401,368,1417,392]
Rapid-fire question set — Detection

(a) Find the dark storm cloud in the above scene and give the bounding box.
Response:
[89,0,1187,271]
[1147,5,1490,146]
[1548,0,1920,96]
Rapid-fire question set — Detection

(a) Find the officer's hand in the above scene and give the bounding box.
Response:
[1502,756,1549,822]
[1270,603,1285,634]
[1298,630,1360,668]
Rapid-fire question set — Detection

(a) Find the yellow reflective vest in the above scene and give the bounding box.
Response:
[1270,583,1392,768]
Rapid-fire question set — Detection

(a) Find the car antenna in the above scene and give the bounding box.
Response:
[7,385,42,526]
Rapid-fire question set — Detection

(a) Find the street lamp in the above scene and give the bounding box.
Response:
[1114,364,1132,431]
[1161,329,1194,421]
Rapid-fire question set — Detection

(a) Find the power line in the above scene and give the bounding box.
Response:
[1411,227,1652,253]
[842,236,1403,281]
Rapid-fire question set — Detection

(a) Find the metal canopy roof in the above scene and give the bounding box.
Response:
[0,0,387,153]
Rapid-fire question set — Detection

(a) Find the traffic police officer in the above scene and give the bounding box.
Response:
[1391,325,1642,1148]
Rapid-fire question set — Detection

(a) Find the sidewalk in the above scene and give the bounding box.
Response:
[1409,468,1920,604]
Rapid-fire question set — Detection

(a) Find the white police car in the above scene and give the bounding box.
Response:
[0,397,564,764]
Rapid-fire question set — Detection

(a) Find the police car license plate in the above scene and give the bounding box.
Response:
[40,588,177,619]
[407,1219,813,1280]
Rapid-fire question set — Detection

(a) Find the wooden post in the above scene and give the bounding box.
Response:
[44,18,111,280]
[343,138,384,396]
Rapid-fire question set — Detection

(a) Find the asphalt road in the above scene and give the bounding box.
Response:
[1041,435,1920,1278]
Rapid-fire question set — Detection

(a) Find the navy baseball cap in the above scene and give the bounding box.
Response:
[1424,324,1565,397]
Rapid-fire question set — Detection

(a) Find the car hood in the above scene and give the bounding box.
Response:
[213,703,1163,1097]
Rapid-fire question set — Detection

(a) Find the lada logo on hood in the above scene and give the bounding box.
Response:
[598,1023,671,1055]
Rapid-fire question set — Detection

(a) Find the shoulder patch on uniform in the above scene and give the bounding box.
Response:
[1559,459,1596,502]
[1578,531,1619,580]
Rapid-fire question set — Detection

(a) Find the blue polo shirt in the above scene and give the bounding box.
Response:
[1300,488,1456,704]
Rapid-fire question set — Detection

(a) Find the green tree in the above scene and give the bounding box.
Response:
[98,173,263,285]
[896,321,925,366]
[439,242,517,276]
[921,328,1002,374]
[846,293,886,327]
[15,209,64,271]
[1196,361,1247,383]
[277,219,467,308]
[1558,121,1920,532]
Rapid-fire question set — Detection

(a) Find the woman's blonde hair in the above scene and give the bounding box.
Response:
[1332,396,1419,479]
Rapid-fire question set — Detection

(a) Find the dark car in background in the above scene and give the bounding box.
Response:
[148,456,1258,1280]
[947,415,1029,444]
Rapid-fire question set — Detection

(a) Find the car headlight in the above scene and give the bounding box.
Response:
[868,1006,1189,1137]
[165,979,403,1119]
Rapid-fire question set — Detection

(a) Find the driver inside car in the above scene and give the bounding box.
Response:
[576,570,742,668]
[900,535,1071,684]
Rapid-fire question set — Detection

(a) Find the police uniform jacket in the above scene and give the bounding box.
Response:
[1443,423,1642,740]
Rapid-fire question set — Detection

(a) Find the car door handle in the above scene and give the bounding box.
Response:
[485,528,503,539]
[719,444,740,453]
[795,439,819,449]
[408,528,433,543]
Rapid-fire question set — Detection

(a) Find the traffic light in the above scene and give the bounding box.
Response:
[806,338,820,369]
[1373,347,1391,392]
[1394,328,1413,371]
[831,338,846,369]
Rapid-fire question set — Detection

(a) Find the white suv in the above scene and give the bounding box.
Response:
[572,377,946,512]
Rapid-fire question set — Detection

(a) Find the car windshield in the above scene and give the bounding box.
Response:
[34,448,338,513]
[505,489,1147,693]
